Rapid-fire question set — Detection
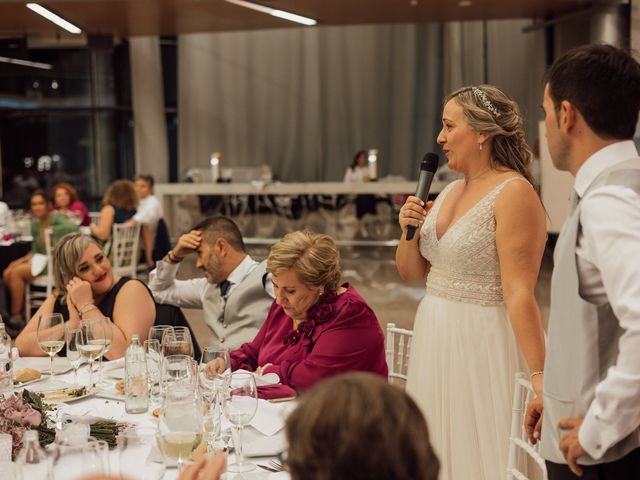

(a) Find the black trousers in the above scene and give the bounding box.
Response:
[547,448,640,479]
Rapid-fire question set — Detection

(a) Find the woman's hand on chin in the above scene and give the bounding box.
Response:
[66,276,95,311]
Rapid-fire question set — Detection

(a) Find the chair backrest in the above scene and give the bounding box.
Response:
[506,372,548,480]
[111,223,141,278]
[89,211,101,225]
[385,322,413,384]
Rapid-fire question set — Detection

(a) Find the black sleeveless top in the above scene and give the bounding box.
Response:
[53,277,154,356]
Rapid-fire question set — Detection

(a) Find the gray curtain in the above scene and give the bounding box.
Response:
[178,24,444,182]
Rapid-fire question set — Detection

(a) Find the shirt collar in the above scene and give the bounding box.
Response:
[226,254,257,285]
[574,140,639,197]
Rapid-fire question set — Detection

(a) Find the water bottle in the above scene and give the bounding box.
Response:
[16,430,50,479]
[125,334,149,413]
[0,320,13,396]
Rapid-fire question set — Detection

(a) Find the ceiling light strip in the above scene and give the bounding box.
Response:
[26,3,82,34]
[224,0,317,26]
[0,55,53,70]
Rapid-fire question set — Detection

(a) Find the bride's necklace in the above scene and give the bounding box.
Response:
[464,167,492,184]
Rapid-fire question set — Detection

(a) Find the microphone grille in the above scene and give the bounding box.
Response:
[420,153,439,173]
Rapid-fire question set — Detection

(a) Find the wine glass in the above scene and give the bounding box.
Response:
[76,319,106,389]
[51,442,104,479]
[144,339,162,403]
[223,372,258,473]
[200,346,230,445]
[64,326,83,386]
[149,325,174,345]
[118,426,160,479]
[163,354,196,391]
[157,386,204,472]
[89,316,113,387]
[162,328,194,358]
[36,313,65,383]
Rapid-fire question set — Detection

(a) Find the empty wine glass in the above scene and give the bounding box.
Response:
[163,354,196,391]
[200,346,229,446]
[144,339,162,403]
[76,319,105,389]
[65,326,83,386]
[157,386,204,472]
[36,313,65,383]
[223,372,258,473]
[149,325,174,345]
[89,316,113,387]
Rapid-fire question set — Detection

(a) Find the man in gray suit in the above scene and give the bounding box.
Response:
[525,45,640,478]
[149,216,274,349]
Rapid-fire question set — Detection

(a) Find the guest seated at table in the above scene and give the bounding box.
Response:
[90,179,138,242]
[15,232,156,359]
[126,174,164,267]
[51,182,90,226]
[205,230,388,398]
[2,191,78,325]
[178,373,439,480]
[0,199,13,231]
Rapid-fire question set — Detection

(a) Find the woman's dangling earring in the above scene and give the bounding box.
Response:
[479,142,483,151]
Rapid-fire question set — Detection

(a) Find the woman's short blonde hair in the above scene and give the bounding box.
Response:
[52,232,103,303]
[267,230,341,293]
[102,179,138,211]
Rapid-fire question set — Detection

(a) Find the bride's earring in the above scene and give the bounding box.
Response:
[479,142,484,151]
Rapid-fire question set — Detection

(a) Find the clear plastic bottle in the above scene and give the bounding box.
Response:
[125,334,149,413]
[16,430,50,479]
[0,320,13,396]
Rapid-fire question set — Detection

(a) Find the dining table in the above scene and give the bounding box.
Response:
[7,355,293,480]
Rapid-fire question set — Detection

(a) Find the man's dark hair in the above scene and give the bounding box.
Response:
[135,174,155,188]
[192,216,245,252]
[544,44,640,140]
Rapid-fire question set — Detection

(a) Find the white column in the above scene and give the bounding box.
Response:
[129,36,169,182]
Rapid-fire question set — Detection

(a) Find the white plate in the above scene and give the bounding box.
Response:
[14,357,73,375]
[29,381,95,403]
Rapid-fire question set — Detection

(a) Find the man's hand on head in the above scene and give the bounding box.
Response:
[174,230,203,258]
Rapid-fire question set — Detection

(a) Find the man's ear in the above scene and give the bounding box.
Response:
[215,237,229,256]
[559,100,577,133]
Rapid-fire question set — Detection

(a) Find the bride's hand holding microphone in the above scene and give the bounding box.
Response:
[399,197,432,240]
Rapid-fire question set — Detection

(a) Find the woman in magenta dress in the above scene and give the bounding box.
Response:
[52,182,90,227]
[206,230,388,398]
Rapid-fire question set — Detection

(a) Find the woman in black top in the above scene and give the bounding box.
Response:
[16,232,155,359]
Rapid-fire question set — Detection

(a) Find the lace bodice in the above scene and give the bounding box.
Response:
[419,177,528,306]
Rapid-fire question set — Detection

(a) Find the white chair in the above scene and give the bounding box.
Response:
[506,372,548,480]
[385,322,413,384]
[88,211,101,225]
[25,228,54,318]
[111,223,141,278]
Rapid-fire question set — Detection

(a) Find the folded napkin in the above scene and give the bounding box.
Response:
[221,398,291,437]
[234,369,280,387]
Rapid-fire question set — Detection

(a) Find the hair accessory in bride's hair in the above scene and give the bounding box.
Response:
[472,87,501,118]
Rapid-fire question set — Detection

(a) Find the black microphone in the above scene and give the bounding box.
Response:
[405,153,439,241]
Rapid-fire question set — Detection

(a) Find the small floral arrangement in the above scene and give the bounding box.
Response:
[283,291,338,348]
[0,390,125,460]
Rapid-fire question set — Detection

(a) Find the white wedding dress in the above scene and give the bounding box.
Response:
[406,178,527,480]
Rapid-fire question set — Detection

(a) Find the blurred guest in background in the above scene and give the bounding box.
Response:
[205,230,388,399]
[127,174,163,267]
[51,182,90,226]
[16,232,155,359]
[90,179,138,242]
[2,190,78,324]
[0,200,13,231]
[344,150,377,220]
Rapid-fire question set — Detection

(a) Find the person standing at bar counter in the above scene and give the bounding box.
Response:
[396,85,547,479]
[525,45,640,479]
[148,216,273,348]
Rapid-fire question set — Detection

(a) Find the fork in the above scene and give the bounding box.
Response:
[257,459,285,473]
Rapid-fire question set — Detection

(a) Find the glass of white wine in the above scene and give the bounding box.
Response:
[157,386,203,472]
[64,326,83,386]
[36,313,66,383]
[90,317,113,387]
[223,372,258,473]
[76,319,106,389]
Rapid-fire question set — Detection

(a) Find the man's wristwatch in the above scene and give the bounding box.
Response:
[165,250,184,264]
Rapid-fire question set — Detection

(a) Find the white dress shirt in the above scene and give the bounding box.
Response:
[133,195,162,235]
[148,254,273,308]
[574,140,640,459]
[344,166,369,183]
[0,201,13,230]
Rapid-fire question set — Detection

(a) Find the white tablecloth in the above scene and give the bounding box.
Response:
[13,357,292,480]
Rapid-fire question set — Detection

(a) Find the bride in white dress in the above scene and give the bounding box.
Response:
[396,85,547,480]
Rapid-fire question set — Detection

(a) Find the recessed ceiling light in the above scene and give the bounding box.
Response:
[26,3,82,34]
[458,0,472,6]
[224,0,317,26]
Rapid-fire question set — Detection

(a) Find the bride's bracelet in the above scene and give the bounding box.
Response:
[530,370,544,380]
[78,303,98,317]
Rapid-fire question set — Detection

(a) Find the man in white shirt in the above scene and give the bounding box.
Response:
[128,174,163,267]
[148,216,273,349]
[525,45,640,478]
